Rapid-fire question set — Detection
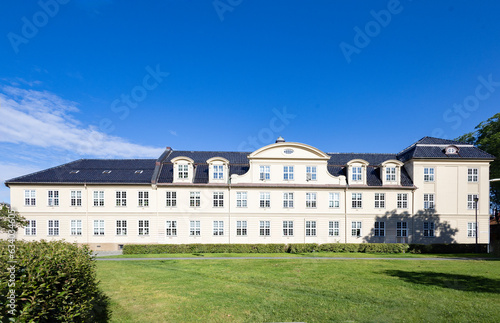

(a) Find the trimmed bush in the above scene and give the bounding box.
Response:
[409,243,488,254]
[287,243,319,253]
[123,243,287,254]
[0,240,110,322]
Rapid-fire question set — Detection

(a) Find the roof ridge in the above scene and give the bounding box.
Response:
[327,152,396,155]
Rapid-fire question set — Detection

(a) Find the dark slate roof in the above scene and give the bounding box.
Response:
[6,159,156,184]
[415,136,466,145]
[164,151,251,164]
[327,153,397,166]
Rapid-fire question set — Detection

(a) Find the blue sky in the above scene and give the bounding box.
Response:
[1,0,500,202]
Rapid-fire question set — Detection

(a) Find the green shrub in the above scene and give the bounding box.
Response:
[409,243,488,254]
[0,240,110,322]
[123,243,287,254]
[287,243,319,253]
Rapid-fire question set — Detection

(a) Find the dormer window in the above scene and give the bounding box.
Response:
[347,159,369,185]
[213,165,224,179]
[386,167,396,182]
[178,165,189,179]
[445,145,459,155]
[171,156,195,183]
[352,167,362,181]
[381,160,403,186]
[206,157,229,183]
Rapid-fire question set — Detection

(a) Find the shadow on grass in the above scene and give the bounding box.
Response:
[384,270,500,293]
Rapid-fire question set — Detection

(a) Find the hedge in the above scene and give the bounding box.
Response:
[408,243,488,254]
[0,240,110,322]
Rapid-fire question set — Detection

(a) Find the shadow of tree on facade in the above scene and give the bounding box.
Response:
[363,209,459,244]
[383,270,500,294]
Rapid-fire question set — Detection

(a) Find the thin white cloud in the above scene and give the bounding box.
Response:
[0,86,164,158]
[169,130,178,136]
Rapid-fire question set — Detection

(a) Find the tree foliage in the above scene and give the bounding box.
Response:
[456,112,500,208]
[0,204,27,233]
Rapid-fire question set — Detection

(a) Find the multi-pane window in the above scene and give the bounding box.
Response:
[386,167,396,181]
[424,167,435,182]
[93,220,105,235]
[166,191,177,207]
[190,192,201,207]
[329,192,340,208]
[116,220,127,235]
[213,165,224,179]
[47,190,59,207]
[306,166,317,181]
[374,221,385,237]
[213,221,224,236]
[397,193,408,209]
[116,191,127,206]
[306,193,317,208]
[190,220,201,236]
[138,191,149,207]
[467,222,476,238]
[213,192,224,207]
[283,193,294,208]
[236,192,247,208]
[351,221,362,237]
[329,221,340,236]
[423,222,435,237]
[352,193,362,208]
[25,220,36,235]
[166,221,177,236]
[397,222,408,237]
[93,191,104,207]
[424,194,435,209]
[468,168,478,182]
[259,165,270,180]
[374,193,385,208]
[24,190,36,206]
[260,192,271,208]
[48,220,59,236]
[283,221,294,236]
[236,221,247,236]
[138,220,149,235]
[70,220,82,236]
[467,194,478,210]
[305,221,317,236]
[352,167,362,181]
[260,221,270,236]
[71,190,82,207]
[178,164,189,179]
[283,166,294,180]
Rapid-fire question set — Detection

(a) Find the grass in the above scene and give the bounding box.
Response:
[97,258,500,322]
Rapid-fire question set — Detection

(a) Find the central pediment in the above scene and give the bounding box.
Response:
[249,142,331,160]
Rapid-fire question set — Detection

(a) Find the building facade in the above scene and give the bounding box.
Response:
[4,137,494,250]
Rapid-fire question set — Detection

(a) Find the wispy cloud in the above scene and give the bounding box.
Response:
[169,130,178,136]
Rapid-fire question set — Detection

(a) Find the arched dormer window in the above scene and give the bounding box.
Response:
[346,159,369,185]
[444,145,459,155]
[206,157,229,183]
[171,156,195,183]
[381,160,404,185]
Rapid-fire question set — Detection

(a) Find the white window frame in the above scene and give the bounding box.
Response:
[351,193,362,208]
[25,220,36,235]
[397,222,408,237]
[71,190,82,207]
[138,191,149,207]
[424,167,435,182]
[397,193,408,209]
[166,191,177,207]
[283,221,294,236]
[236,220,247,236]
[24,190,36,206]
[424,194,435,209]
[93,191,104,207]
[70,220,82,236]
[306,193,317,208]
[386,167,396,182]
[305,221,317,236]
[423,222,435,237]
[213,165,224,179]
[374,221,385,237]
[213,221,224,236]
[190,220,201,236]
[467,194,478,210]
[190,192,201,207]
[116,220,127,235]
[467,168,478,182]
[213,192,224,208]
[93,220,105,236]
[260,220,270,236]
[116,191,127,207]
[138,220,149,235]
[374,193,385,208]
[47,220,59,236]
[306,166,317,181]
[329,192,340,208]
[283,192,294,208]
[259,165,270,180]
[351,221,362,237]
[47,190,59,207]
[329,221,340,237]
[166,220,177,236]
[260,192,271,208]
[352,167,362,181]
[178,164,189,179]
[283,166,294,180]
[467,222,476,238]
[236,192,247,208]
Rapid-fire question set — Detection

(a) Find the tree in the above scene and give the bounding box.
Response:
[456,112,500,208]
[0,204,27,233]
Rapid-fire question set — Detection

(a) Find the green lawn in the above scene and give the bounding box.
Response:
[97,259,500,322]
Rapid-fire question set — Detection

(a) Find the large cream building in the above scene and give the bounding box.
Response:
[5,137,494,250]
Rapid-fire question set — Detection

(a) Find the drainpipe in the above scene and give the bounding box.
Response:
[344,185,348,244]
[228,175,231,244]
